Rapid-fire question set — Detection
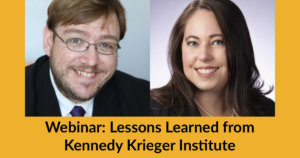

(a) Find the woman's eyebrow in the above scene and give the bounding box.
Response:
[209,34,223,38]
[185,34,223,41]
[185,35,199,41]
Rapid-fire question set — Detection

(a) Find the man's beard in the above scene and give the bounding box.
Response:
[49,56,116,103]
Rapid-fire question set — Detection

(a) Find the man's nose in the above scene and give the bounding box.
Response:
[80,45,99,66]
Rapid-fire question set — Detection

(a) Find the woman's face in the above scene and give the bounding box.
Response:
[182,9,228,94]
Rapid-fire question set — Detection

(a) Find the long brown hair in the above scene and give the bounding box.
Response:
[151,0,273,116]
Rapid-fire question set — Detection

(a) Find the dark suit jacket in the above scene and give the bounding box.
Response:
[26,55,151,116]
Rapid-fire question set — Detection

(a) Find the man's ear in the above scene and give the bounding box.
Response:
[43,26,54,56]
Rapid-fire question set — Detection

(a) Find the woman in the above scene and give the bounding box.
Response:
[151,0,275,116]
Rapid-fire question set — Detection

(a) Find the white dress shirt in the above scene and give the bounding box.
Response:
[49,69,94,116]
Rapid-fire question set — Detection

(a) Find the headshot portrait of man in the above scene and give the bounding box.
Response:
[25,0,150,116]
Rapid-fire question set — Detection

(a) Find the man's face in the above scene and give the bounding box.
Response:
[43,14,120,103]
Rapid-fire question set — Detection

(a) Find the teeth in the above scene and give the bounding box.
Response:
[197,68,218,74]
[76,70,95,77]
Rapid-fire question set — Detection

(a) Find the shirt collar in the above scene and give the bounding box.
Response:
[49,68,94,116]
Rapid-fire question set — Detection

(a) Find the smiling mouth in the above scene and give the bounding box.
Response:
[75,70,96,77]
[196,67,219,76]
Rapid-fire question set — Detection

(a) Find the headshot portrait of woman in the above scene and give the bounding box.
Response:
[150,0,275,116]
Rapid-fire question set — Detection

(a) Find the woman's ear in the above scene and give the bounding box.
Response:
[43,26,53,56]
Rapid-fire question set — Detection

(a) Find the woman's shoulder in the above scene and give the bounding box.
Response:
[261,97,275,116]
[252,96,275,116]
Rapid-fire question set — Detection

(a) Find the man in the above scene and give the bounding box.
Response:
[26,0,150,116]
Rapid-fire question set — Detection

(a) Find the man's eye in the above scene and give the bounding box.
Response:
[99,43,113,49]
[212,40,224,45]
[69,38,82,44]
[187,41,198,46]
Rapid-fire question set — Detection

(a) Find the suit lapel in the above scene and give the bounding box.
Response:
[34,56,61,116]
[92,76,120,116]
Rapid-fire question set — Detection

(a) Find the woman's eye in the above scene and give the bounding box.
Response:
[212,40,224,45]
[69,38,82,44]
[187,41,198,46]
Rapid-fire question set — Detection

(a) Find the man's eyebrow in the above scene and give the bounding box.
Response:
[61,29,119,41]
[62,29,89,36]
[98,35,119,42]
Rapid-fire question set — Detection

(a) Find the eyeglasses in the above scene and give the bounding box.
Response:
[53,30,121,55]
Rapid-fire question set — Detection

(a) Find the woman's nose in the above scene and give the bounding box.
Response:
[197,45,213,62]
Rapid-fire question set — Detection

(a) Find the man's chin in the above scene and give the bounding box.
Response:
[64,86,100,103]
[57,72,114,103]
[68,92,97,103]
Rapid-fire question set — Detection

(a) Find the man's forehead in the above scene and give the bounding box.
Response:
[57,14,120,39]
